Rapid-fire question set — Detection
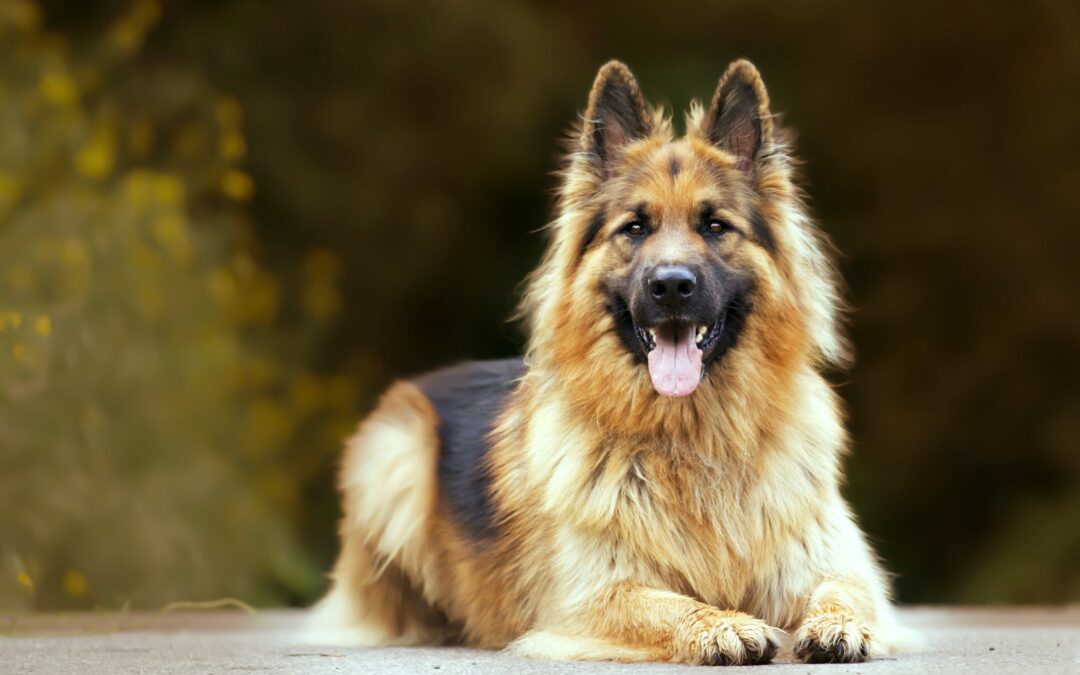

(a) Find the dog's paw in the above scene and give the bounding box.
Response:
[679,610,779,666]
[793,608,872,664]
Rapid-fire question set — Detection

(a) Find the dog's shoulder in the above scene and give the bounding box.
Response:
[413,358,525,539]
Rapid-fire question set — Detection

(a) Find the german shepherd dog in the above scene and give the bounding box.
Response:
[309,60,912,665]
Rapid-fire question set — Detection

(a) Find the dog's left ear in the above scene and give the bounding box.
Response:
[701,60,774,174]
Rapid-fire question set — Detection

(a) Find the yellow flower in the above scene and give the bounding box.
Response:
[303,279,342,319]
[34,315,51,337]
[74,130,117,180]
[244,397,292,456]
[0,170,20,194]
[129,119,155,157]
[5,0,42,31]
[124,170,153,207]
[12,343,27,362]
[152,175,184,206]
[0,170,23,210]
[63,570,88,597]
[60,237,89,265]
[220,170,255,202]
[0,311,24,330]
[207,266,237,305]
[39,71,78,105]
[213,97,243,127]
[108,20,143,54]
[218,132,247,162]
[303,248,342,277]
[132,0,162,26]
[16,571,34,591]
[106,0,161,56]
[152,213,193,265]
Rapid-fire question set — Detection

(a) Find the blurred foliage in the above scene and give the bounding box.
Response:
[0,0,355,609]
[2,0,1078,608]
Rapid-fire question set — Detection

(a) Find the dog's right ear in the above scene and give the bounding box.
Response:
[580,61,653,180]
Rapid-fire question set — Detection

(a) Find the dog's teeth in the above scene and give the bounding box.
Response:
[696,325,707,344]
[648,328,657,341]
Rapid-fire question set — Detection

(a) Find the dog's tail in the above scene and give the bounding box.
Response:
[875,605,928,655]
[508,629,667,662]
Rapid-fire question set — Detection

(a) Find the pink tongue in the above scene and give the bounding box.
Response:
[646,324,703,397]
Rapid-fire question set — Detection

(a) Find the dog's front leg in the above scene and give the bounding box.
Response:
[515,583,778,665]
[792,578,878,663]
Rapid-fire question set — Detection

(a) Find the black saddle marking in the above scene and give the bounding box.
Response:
[414,358,525,539]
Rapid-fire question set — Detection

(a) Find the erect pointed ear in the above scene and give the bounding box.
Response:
[701,60,774,174]
[580,60,654,179]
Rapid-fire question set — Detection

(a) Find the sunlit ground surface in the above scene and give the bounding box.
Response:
[1,607,1077,674]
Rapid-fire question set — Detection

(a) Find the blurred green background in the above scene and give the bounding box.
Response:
[1,0,1078,610]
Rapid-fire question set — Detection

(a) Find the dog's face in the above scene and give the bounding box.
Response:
[599,139,764,397]
[574,62,782,397]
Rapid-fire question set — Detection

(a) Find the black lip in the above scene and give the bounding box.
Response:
[702,295,749,368]
[609,293,750,368]
[634,324,656,351]
[609,294,646,362]
[696,314,727,353]
[633,314,725,355]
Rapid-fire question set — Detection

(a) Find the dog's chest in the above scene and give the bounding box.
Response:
[587,448,772,601]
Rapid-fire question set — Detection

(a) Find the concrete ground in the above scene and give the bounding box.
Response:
[1,607,1077,674]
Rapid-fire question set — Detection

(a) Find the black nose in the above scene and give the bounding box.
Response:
[647,265,697,309]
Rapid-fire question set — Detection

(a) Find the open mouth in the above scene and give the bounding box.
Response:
[633,316,726,398]
[608,292,749,398]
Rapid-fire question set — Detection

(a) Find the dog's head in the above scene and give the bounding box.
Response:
[523,60,847,404]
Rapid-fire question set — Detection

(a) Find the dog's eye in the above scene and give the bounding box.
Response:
[622,221,647,238]
[705,218,732,235]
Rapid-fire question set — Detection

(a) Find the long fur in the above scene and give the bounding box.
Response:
[307,59,919,665]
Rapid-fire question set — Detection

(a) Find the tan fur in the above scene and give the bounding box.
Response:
[309,60,917,665]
